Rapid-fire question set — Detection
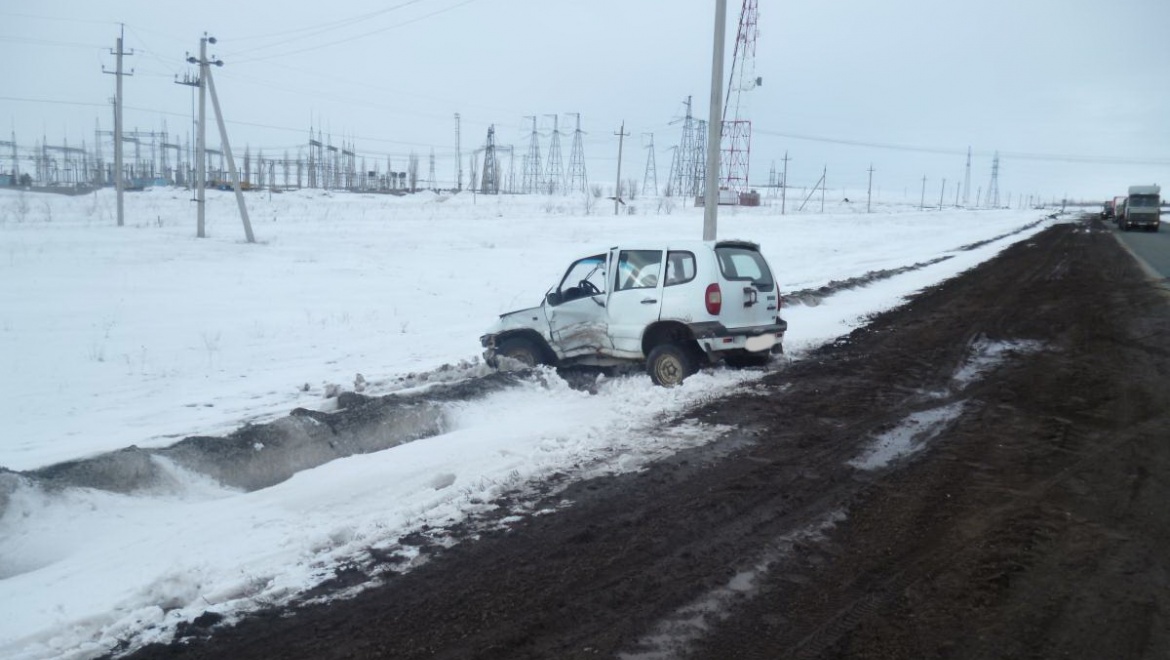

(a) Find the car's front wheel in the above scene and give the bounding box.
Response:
[495,336,545,368]
[646,343,697,387]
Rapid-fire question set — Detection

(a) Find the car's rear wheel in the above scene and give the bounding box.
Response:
[496,336,544,368]
[646,343,697,387]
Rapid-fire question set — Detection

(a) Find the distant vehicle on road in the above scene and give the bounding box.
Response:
[1119,185,1161,232]
[1102,199,1114,219]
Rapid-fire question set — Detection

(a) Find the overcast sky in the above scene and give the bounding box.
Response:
[3,0,1168,202]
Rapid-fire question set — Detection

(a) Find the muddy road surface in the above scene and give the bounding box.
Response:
[122,217,1170,660]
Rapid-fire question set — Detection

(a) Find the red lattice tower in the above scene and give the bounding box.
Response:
[720,0,759,198]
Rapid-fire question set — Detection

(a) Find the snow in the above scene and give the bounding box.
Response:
[0,186,1058,658]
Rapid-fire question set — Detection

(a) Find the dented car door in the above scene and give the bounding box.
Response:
[545,253,612,357]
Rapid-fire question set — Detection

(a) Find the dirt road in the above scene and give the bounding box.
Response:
[122,217,1170,659]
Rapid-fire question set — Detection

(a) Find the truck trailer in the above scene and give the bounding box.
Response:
[1119,185,1161,232]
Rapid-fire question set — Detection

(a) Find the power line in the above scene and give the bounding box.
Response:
[231,0,484,64]
[754,127,1170,166]
[225,0,427,54]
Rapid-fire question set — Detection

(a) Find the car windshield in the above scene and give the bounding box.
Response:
[715,246,774,291]
[1129,195,1159,208]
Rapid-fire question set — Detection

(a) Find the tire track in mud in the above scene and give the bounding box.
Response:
[687,218,1170,659]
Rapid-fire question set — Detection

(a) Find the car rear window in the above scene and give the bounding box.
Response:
[715,246,774,291]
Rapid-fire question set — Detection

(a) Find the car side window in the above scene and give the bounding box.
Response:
[554,254,607,304]
[616,250,663,291]
[664,251,696,286]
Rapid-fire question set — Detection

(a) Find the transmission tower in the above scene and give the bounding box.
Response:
[480,125,500,194]
[566,113,588,194]
[454,113,462,191]
[521,116,542,194]
[642,133,658,196]
[692,119,708,198]
[670,96,699,197]
[987,151,1000,208]
[720,0,760,198]
[544,114,564,194]
[427,148,436,191]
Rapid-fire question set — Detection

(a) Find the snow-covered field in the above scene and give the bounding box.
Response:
[0,186,1056,659]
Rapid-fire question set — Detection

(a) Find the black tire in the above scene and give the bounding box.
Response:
[646,343,697,387]
[495,336,544,368]
[724,351,772,368]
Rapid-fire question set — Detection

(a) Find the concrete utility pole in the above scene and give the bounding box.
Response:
[939,178,946,210]
[781,150,790,215]
[920,175,927,211]
[963,146,971,207]
[189,35,254,243]
[820,165,826,213]
[614,120,628,215]
[189,36,209,237]
[867,163,874,213]
[102,24,133,227]
[703,0,728,241]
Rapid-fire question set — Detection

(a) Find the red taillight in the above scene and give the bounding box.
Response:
[705,283,722,315]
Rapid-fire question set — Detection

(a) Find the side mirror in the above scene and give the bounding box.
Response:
[546,291,563,307]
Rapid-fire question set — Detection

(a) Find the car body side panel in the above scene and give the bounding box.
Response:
[606,248,665,355]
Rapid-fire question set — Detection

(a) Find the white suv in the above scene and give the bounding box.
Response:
[480,239,787,386]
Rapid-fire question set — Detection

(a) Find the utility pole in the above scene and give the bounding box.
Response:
[189,37,209,236]
[102,24,133,227]
[920,175,927,211]
[820,165,826,213]
[939,178,946,210]
[866,163,874,213]
[188,35,254,243]
[703,0,728,240]
[614,120,628,215]
[963,146,971,207]
[781,150,790,215]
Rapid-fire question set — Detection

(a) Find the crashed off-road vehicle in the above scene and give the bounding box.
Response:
[480,240,787,386]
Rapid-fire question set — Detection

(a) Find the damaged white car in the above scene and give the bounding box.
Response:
[480,240,787,386]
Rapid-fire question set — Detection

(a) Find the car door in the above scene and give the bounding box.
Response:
[606,248,665,356]
[545,253,612,357]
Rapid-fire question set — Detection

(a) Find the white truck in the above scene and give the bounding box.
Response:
[480,240,787,386]
[1119,185,1161,232]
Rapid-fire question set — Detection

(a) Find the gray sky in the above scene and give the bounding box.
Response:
[3,0,1168,202]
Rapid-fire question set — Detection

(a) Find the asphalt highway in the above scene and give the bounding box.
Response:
[1114,219,1170,278]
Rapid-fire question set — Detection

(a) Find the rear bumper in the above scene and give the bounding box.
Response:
[689,317,788,353]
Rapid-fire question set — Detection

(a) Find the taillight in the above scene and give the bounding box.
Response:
[705,283,722,315]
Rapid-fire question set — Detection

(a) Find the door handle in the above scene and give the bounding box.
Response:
[641,298,657,304]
